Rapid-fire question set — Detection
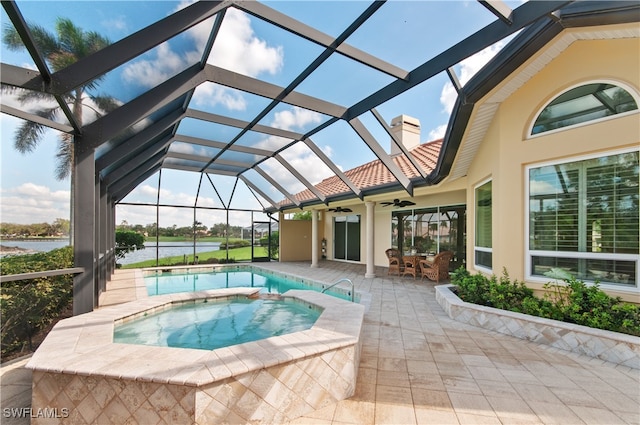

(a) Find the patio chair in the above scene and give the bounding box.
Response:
[385,248,402,276]
[419,251,454,283]
[402,255,420,279]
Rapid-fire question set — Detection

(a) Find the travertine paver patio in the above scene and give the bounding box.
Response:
[2,261,639,424]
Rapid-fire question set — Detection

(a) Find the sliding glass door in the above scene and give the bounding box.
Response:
[392,205,466,269]
[334,215,361,261]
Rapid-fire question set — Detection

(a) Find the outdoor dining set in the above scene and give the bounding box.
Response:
[385,248,454,283]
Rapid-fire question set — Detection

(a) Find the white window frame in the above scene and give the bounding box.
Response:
[524,147,640,292]
[474,178,493,273]
[527,79,640,139]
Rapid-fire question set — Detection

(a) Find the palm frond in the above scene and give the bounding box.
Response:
[16,89,58,103]
[84,31,111,56]
[55,134,74,181]
[56,18,84,54]
[14,121,47,153]
[56,18,110,59]
[12,106,61,153]
[3,22,60,57]
[91,95,122,114]
[1,83,20,94]
[81,76,108,93]
[2,22,23,49]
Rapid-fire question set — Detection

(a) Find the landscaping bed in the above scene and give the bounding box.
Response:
[435,272,640,369]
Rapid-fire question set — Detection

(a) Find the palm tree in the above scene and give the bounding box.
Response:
[3,18,119,238]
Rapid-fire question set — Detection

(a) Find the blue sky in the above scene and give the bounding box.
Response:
[0,1,519,227]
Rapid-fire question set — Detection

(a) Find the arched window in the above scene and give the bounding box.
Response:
[531,82,638,136]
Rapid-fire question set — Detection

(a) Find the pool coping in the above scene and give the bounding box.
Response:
[26,287,365,387]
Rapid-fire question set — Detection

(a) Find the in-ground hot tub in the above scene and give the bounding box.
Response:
[27,288,365,424]
[114,296,322,351]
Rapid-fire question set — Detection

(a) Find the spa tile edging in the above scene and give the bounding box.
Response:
[27,287,365,424]
[435,284,640,369]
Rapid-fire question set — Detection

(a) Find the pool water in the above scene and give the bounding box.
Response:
[145,269,352,300]
[114,298,321,350]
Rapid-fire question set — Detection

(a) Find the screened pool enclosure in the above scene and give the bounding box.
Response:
[3,0,617,314]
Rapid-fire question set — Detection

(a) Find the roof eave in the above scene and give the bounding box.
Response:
[429,1,640,185]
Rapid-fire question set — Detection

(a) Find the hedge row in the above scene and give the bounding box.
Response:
[1,246,74,358]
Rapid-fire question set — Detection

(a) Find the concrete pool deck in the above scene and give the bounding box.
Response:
[2,261,639,424]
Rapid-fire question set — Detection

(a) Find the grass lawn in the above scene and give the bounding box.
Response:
[121,246,270,269]
[149,236,242,243]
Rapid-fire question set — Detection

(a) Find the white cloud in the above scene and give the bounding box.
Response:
[192,83,247,111]
[122,6,284,110]
[427,40,507,140]
[138,184,161,199]
[439,41,506,115]
[428,124,447,141]
[115,193,251,227]
[0,183,70,224]
[122,42,185,88]
[246,106,331,196]
[207,8,283,77]
[529,179,558,196]
[272,107,322,131]
[101,16,128,32]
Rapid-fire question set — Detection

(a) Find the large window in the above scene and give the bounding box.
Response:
[531,82,638,136]
[528,151,639,287]
[392,205,466,270]
[475,180,492,270]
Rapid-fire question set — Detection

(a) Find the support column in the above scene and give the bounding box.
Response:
[73,141,96,315]
[365,201,376,278]
[311,209,319,268]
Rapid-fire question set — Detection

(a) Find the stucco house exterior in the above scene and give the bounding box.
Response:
[277,3,640,302]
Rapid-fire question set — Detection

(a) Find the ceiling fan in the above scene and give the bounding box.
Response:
[381,199,416,208]
[327,206,352,213]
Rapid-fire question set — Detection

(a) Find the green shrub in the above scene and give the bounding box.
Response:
[451,266,640,336]
[1,246,74,357]
[219,239,251,249]
[259,231,279,260]
[449,267,491,305]
[115,230,145,260]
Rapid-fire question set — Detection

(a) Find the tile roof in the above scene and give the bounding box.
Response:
[289,139,443,205]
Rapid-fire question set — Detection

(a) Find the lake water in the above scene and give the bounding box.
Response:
[0,239,70,254]
[0,240,220,265]
[121,241,221,264]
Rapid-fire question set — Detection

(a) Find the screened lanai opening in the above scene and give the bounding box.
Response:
[116,169,279,266]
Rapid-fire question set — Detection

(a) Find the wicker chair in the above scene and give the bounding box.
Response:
[402,255,419,279]
[419,251,454,283]
[385,248,402,276]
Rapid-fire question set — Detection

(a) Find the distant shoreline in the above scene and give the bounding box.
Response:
[1,237,68,241]
[0,244,38,256]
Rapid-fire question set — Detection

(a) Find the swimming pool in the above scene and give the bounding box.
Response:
[144,265,356,301]
[114,297,321,350]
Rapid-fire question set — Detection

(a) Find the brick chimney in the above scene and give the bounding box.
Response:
[390,115,420,156]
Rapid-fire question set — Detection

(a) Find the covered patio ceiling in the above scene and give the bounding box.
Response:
[1,0,577,213]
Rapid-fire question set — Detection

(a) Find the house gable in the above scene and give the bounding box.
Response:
[464,32,639,299]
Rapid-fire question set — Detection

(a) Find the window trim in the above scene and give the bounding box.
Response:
[527,80,640,139]
[524,147,640,292]
[474,178,493,273]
